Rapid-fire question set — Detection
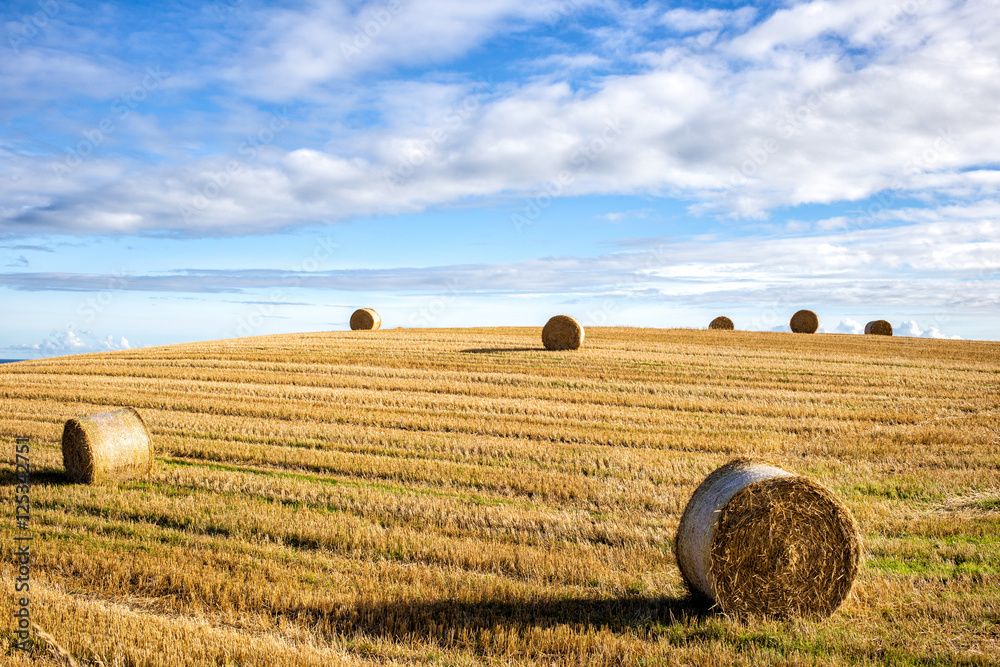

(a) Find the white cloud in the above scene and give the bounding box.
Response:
[222,0,570,99]
[0,50,130,105]
[13,330,135,357]
[896,320,962,339]
[3,0,1000,235]
[827,318,864,335]
[660,7,756,34]
[1,220,994,323]
[600,208,652,223]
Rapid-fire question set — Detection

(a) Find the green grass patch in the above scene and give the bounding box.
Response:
[974,496,1000,511]
[867,534,1000,579]
[856,480,946,503]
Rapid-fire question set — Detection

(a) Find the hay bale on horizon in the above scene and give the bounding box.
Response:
[542,315,584,351]
[865,320,893,336]
[675,459,861,619]
[62,408,154,484]
[709,316,735,330]
[790,309,819,334]
[350,308,381,331]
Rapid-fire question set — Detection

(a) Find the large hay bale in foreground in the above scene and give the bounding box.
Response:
[542,315,584,351]
[709,316,734,330]
[350,308,381,331]
[864,320,893,336]
[675,459,861,619]
[62,408,154,484]
[790,309,819,334]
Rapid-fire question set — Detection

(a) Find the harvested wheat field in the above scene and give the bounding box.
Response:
[2,327,999,666]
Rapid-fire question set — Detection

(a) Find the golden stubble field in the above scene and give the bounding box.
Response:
[1,326,998,666]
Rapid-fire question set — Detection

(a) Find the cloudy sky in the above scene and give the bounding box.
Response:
[2,0,997,358]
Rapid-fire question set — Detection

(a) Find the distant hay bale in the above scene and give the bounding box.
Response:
[790,309,819,334]
[675,459,861,619]
[61,408,154,484]
[350,308,381,331]
[864,320,893,336]
[542,315,584,351]
[709,316,735,330]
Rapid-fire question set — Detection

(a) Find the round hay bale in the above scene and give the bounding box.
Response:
[61,408,154,484]
[675,459,861,619]
[709,316,735,330]
[864,320,893,336]
[790,309,819,334]
[542,315,584,351]
[350,308,381,331]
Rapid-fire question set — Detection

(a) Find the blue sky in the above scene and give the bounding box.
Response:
[1,0,998,357]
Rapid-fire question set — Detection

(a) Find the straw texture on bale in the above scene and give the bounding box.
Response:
[709,316,735,330]
[542,315,584,351]
[61,408,154,484]
[790,309,819,334]
[864,320,893,336]
[675,459,861,619]
[350,308,381,331]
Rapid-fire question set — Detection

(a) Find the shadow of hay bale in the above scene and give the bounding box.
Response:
[0,469,76,487]
[313,594,714,644]
[460,347,547,354]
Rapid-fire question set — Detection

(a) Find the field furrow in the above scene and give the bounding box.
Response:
[2,327,998,666]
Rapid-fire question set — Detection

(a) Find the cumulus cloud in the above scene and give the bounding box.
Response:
[13,330,134,357]
[896,320,962,339]
[3,0,1000,235]
[827,319,864,335]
